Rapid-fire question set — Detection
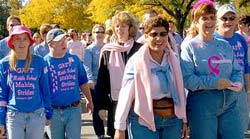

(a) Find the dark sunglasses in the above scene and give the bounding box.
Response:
[149,31,168,37]
[94,31,105,34]
[139,27,144,30]
[221,16,236,21]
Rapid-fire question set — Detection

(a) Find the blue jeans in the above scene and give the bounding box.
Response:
[6,108,45,139]
[127,110,182,139]
[237,91,249,131]
[49,105,81,139]
[187,90,243,139]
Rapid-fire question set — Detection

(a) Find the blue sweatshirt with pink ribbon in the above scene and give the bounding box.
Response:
[181,36,243,91]
[0,55,53,125]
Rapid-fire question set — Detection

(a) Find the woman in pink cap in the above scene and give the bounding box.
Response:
[0,25,52,139]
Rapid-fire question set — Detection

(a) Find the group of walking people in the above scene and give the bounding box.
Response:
[0,0,250,139]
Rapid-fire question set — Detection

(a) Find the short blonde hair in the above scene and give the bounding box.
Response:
[111,11,137,40]
[92,24,105,33]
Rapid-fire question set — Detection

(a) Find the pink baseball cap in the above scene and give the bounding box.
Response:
[8,25,35,49]
[193,0,214,10]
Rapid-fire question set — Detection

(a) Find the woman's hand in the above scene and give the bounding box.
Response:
[217,78,232,90]
[181,123,189,139]
[98,110,108,120]
[227,82,243,93]
[114,130,125,139]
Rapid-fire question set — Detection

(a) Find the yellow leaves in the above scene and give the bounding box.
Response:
[20,0,54,28]
[87,0,125,23]
[20,0,92,32]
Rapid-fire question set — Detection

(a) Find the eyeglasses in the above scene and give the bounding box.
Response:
[10,23,21,27]
[148,32,168,37]
[139,27,144,30]
[94,31,105,34]
[221,16,236,21]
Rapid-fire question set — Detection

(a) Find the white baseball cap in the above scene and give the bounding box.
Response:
[217,4,236,18]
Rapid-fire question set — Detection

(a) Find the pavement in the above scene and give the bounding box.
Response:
[81,113,97,139]
[81,101,110,139]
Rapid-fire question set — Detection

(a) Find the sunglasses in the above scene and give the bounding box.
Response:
[221,16,236,21]
[139,27,144,30]
[148,31,168,37]
[94,31,105,34]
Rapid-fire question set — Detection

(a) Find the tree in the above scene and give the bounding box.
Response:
[87,0,125,24]
[0,0,10,37]
[88,0,237,37]
[234,0,250,15]
[88,0,198,36]
[8,0,22,15]
[19,0,93,32]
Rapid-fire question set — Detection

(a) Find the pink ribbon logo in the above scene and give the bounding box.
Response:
[208,55,220,75]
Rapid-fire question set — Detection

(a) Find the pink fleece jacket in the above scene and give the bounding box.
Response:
[115,44,186,131]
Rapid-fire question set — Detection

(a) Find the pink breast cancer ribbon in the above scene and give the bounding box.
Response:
[208,55,220,75]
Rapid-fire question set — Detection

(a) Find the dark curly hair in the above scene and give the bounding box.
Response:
[143,16,169,34]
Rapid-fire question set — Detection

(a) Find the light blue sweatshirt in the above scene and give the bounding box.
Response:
[0,37,10,60]
[0,55,53,125]
[83,43,103,85]
[34,41,50,57]
[180,36,243,91]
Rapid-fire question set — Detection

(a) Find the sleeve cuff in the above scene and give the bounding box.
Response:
[114,121,127,131]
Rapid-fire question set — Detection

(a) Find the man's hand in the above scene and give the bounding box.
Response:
[0,126,6,139]
[86,101,93,114]
[45,120,51,126]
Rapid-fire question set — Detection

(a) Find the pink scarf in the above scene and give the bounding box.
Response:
[99,39,134,100]
[132,44,186,131]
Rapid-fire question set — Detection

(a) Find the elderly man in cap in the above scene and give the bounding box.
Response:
[214,4,250,132]
[44,28,93,139]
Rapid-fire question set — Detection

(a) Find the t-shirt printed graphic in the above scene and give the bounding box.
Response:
[208,53,232,76]
[10,67,38,100]
[50,57,77,93]
[44,53,88,106]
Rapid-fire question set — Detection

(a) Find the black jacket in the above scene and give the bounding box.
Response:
[95,41,142,110]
